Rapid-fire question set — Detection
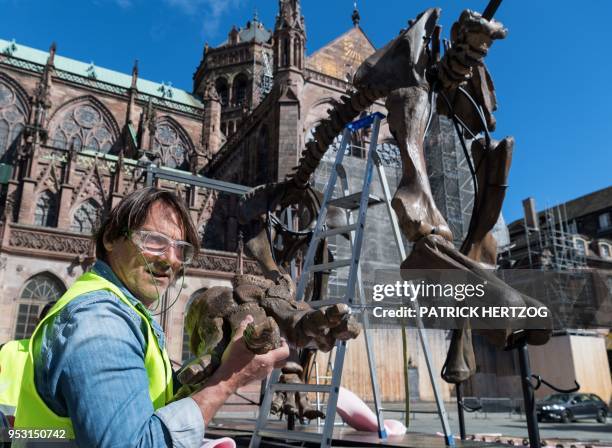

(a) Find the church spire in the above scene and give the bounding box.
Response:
[352,1,361,27]
[131,59,139,89]
[273,0,305,73]
[275,0,304,31]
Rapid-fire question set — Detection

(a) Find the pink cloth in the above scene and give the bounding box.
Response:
[200,437,235,448]
[336,386,407,436]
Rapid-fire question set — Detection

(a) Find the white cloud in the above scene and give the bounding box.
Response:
[115,0,132,7]
[164,0,244,36]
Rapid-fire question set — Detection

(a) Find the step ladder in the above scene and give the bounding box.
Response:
[250,112,455,447]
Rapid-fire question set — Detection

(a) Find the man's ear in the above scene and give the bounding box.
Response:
[102,230,114,254]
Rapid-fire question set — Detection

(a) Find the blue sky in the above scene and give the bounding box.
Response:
[1,0,610,223]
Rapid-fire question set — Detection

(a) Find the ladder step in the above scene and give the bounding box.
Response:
[256,428,324,444]
[271,383,335,393]
[307,298,346,308]
[318,223,358,238]
[309,259,352,273]
[328,193,384,210]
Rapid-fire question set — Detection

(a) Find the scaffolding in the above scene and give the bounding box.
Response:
[425,112,474,248]
[498,199,594,335]
[502,201,587,271]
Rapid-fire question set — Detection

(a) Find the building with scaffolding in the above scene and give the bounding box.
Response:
[504,187,612,271]
[466,189,612,403]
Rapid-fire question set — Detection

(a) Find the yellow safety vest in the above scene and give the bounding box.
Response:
[0,339,29,416]
[14,271,173,438]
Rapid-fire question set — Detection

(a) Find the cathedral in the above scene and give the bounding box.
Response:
[0,1,480,402]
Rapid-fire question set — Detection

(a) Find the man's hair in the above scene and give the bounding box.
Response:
[95,187,199,262]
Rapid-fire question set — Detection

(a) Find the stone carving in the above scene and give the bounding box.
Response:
[71,162,107,207]
[9,228,91,254]
[35,159,61,193]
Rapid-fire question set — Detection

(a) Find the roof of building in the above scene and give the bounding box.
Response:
[561,186,612,221]
[0,39,203,109]
[306,25,375,81]
[219,18,272,46]
[508,186,612,229]
[238,19,272,44]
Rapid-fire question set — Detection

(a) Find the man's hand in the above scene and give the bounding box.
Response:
[191,316,289,424]
[219,315,289,386]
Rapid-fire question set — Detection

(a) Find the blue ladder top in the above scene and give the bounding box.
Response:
[346,112,386,131]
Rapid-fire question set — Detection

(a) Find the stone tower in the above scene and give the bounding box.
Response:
[272,0,306,181]
[192,14,274,140]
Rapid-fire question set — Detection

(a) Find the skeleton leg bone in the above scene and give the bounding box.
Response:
[386,86,453,242]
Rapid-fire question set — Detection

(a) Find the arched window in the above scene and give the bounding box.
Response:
[15,273,66,339]
[50,102,116,152]
[232,74,249,108]
[282,38,289,67]
[71,198,102,234]
[152,120,191,169]
[294,37,301,68]
[181,290,207,363]
[256,126,269,184]
[34,190,58,227]
[0,81,27,158]
[215,78,229,107]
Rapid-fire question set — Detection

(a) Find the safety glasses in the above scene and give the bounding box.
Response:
[129,230,195,264]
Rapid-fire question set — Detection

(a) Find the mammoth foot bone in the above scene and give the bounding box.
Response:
[270,362,326,421]
[402,234,552,383]
[177,273,361,391]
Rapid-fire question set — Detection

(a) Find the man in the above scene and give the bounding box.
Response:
[14,187,289,447]
[0,301,57,423]
[0,339,28,423]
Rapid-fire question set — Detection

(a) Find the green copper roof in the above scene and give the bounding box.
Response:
[0,39,203,110]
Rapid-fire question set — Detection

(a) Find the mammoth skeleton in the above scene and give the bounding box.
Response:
[179,7,551,419]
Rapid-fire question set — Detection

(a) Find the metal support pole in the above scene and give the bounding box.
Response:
[287,413,295,431]
[375,154,455,447]
[517,342,541,448]
[456,383,466,440]
[145,162,154,187]
[286,207,297,280]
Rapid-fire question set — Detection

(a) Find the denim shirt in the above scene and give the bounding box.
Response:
[34,260,205,447]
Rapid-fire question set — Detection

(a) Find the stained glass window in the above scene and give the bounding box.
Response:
[0,120,8,152]
[15,273,66,339]
[0,81,27,157]
[51,103,116,153]
[152,122,190,169]
[71,199,102,234]
[34,190,58,227]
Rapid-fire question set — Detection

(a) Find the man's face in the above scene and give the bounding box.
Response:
[104,201,185,307]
